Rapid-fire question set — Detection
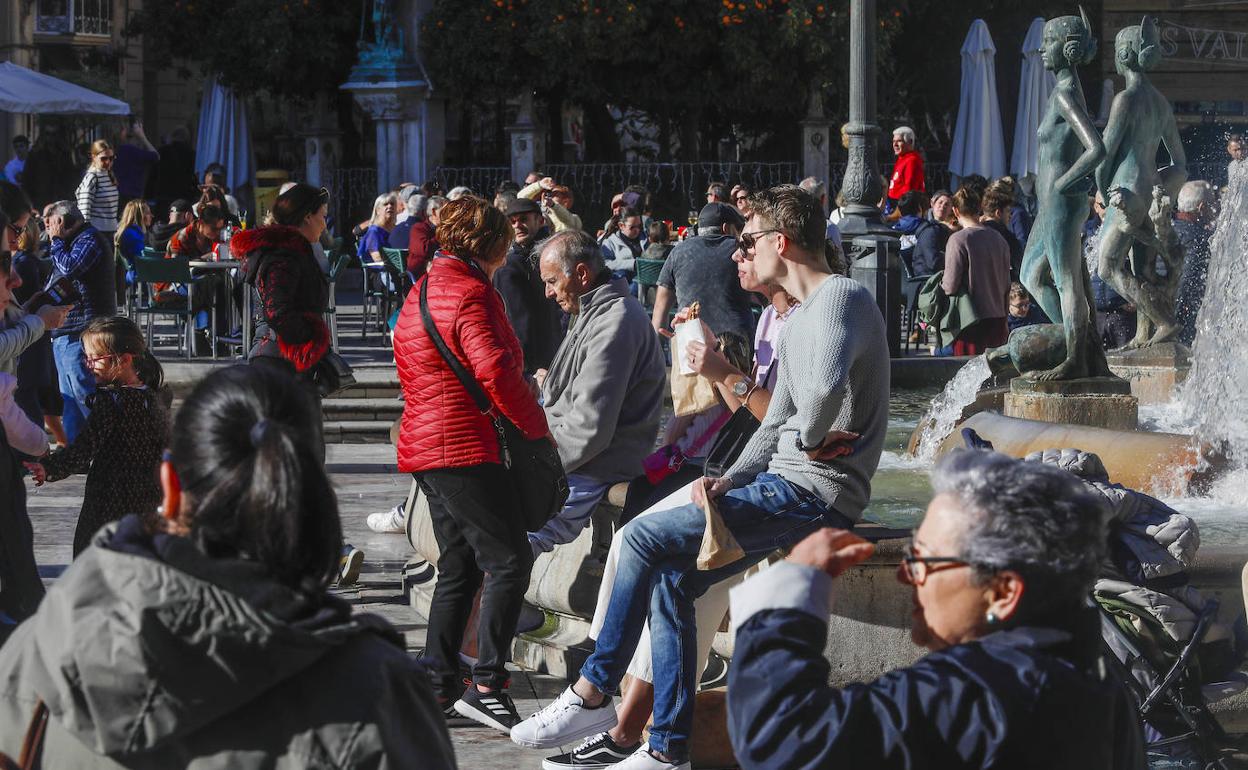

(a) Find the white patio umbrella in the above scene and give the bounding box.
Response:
[0,61,129,115]
[949,19,1006,183]
[194,74,254,189]
[1010,18,1055,179]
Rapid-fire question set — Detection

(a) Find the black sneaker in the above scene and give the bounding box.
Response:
[439,698,478,728]
[454,685,522,733]
[542,731,641,769]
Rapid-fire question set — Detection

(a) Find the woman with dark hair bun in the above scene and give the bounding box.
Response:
[0,365,455,768]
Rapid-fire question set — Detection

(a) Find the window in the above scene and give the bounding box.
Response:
[36,0,112,37]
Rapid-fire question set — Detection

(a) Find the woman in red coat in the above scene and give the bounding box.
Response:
[393,196,551,732]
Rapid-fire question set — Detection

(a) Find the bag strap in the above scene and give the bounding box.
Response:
[686,409,733,457]
[418,275,494,417]
[14,699,47,770]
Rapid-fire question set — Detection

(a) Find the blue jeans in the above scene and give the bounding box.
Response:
[52,335,95,443]
[528,473,611,557]
[580,473,850,761]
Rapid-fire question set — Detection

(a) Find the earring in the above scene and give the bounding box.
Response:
[985,611,999,626]
[156,505,164,515]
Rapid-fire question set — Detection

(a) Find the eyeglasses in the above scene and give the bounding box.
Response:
[736,229,782,257]
[734,195,749,203]
[900,544,970,586]
[99,155,115,162]
[83,353,115,366]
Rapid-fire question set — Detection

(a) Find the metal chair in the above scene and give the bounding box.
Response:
[130,256,196,359]
[324,252,352,350]
[635,257,665,312]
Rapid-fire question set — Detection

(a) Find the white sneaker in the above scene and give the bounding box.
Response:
[612,744,690,770]
[366,504,406,534]
[510,686,617,749]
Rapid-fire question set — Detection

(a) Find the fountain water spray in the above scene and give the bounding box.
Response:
[913,356,992,462]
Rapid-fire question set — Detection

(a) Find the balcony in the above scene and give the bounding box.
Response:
[36,0,113,39]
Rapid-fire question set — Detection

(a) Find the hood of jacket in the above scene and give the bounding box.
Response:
[232,225,313,283]
[0,516,400,758]
[894,214,926,235]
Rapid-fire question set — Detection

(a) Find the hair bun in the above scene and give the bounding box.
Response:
[249,419,271,447]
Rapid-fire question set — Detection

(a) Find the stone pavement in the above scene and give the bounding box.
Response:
[24,442,573,769]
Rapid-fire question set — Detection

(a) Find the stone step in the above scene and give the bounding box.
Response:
[322,420,394,444]
[322,398,403,422]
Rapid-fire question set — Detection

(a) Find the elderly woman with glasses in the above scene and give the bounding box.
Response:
[727,450,1146,770]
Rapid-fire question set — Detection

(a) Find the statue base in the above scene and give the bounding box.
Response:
[1105,342,1191,405]
[1004,376,1138,431]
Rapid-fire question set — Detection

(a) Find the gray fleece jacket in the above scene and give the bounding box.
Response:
[0,303,44,375]
[542,276,665,482]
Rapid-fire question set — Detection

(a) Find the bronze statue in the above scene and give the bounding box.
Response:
[1095,17,1188,350]
[1017,8,1110,380]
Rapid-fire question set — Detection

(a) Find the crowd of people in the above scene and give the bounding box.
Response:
[0,112,1238,768]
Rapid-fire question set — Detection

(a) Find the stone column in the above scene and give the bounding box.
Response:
[345,88,426,193]
[837,0,892,241]
[800,88,833,185]
[506,93,542,185]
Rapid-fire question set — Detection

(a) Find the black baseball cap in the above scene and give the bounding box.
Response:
[505,198,541,217]
[698,202,745,230]
[169,199,193,213]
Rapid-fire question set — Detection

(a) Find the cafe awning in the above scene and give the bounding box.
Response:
[0,61,130,115]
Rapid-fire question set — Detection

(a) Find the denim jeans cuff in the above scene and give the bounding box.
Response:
[578,662,620,697]
[646,733,688,764]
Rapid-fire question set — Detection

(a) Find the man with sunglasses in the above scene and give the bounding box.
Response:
[651,202,754,341]
[512,185,890,770]
[44,200,116,442]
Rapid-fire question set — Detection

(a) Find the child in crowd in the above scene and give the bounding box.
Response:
[25,317,170,555]
[1007,281,1049,331]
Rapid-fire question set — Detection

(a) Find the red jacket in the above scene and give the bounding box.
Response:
[888,149,926,201]
[394,254,549,473]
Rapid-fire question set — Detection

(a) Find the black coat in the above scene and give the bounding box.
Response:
[729,606,1146,770]
[493,233,564,374]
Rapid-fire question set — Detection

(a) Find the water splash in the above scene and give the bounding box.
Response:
[913,356,992,462]
[1182,168,1248,467]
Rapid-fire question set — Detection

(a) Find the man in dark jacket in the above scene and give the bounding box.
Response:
[892,191,947,276]
[45,200,116,442]
[494,197,563,373]
[1172,181,1215,346]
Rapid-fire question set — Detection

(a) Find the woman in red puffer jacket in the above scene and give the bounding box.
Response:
[392,195,550,728]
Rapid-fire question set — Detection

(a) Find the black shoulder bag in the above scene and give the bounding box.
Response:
[418,276,568,530]
[703,358,778,478]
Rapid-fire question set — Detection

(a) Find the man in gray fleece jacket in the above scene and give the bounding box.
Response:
[531,230,666,555]
[511,185,890,769]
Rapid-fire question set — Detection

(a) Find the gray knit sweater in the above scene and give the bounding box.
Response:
[723,274,890,521]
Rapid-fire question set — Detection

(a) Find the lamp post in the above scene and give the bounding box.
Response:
[837,0,891,241]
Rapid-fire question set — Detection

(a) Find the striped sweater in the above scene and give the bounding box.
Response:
[75,169,119,234]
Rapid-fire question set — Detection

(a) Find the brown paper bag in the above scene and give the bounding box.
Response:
[670,313,719,417]
[696,480,745,571]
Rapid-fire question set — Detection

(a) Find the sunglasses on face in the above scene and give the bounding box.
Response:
[736,229,782,256]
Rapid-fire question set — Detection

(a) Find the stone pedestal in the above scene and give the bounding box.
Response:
[1004,377,1139,431]
[506,93,542,186]
[1106,342,1191,405]
[801,88,833,185]
[341,48,432,192]
[299,95,341,189]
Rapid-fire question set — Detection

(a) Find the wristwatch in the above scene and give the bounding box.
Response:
[731,377,751,398]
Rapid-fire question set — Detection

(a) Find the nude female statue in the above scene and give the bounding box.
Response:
[1095,16,1188,350]
[1018,8,1109,381]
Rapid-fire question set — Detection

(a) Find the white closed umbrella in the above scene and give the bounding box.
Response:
[1010,18,1055,179]
[0,61,129,115]
[949,19,1006,183]
[194,74,254,189]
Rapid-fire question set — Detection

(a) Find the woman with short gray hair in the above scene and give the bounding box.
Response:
[728,450,1146,769]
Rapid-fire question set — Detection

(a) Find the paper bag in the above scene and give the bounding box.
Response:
[671,316,719,417]
[696,480,745,571]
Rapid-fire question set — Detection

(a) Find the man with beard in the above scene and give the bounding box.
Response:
[494,197,564,374]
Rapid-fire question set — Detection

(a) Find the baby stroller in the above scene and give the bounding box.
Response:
[1025,447,1248,769]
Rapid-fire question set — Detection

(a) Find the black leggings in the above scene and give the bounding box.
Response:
[416,463,533,696]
